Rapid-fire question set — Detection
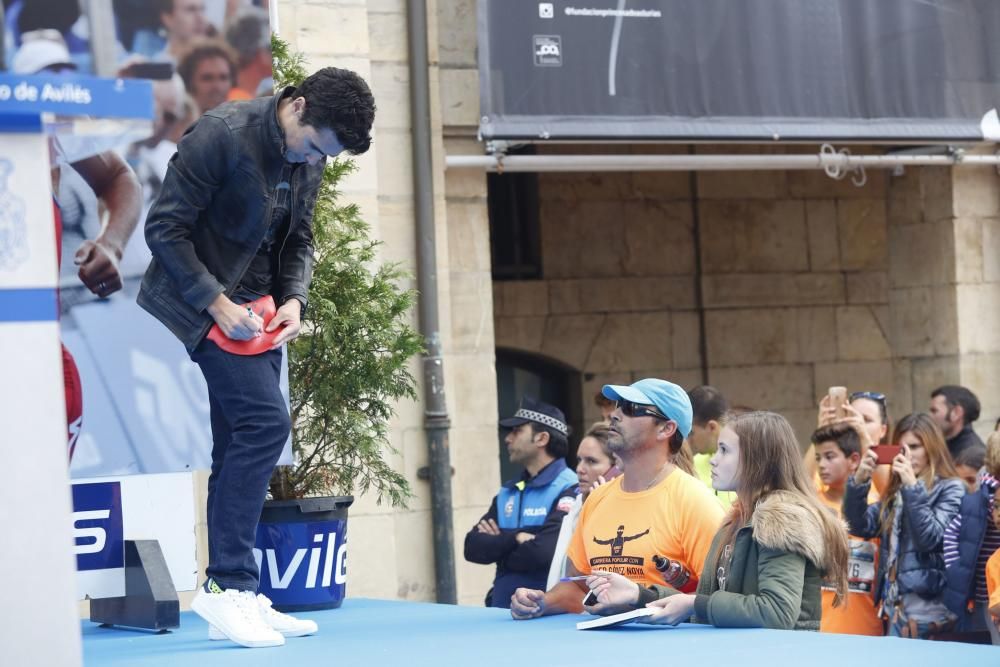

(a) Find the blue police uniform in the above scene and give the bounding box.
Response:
[464,459,577,608]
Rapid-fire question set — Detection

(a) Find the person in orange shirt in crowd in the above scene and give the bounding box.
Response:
[225,7,272,100]
[177,39,237,113]
[812,423,884,636]
[509,378,724,620]
[986,497,1000,644]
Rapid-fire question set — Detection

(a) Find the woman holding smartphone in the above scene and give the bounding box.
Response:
[545,423,619,589]
[586,411,849,630]
[843,413,965,639]
[815,389,892,494]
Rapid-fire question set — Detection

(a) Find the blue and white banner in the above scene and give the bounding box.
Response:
[255,519,349,609]
[72,481,125,572]
[0,132,57,293]
[72,473,197,599]
[0,75,152,120]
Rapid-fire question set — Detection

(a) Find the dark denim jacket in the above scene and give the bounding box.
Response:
[138,89,324,352]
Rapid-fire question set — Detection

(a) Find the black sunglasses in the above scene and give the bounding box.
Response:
[849,391,887,405]
[616,399,670,421]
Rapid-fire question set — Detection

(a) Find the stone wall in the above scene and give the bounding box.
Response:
[494,145,896,444]
[888,153,1000,438]
[272,0,1000,612]
[277,0,498,606]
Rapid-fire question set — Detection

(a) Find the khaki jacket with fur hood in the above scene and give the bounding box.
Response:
[645,490,832,631]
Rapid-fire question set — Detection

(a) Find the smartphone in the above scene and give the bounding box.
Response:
[582,590,599,606]
[126,61,175,80]
[828,386,848,419]
[603,466,622,481]
[874,445,901,465]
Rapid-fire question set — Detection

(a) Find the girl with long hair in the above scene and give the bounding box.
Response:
[843,412,965,639]
[587,411,849,630]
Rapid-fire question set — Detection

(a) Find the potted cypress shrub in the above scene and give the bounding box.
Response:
[254,37,423,611]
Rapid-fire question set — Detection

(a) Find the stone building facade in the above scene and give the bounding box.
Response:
[273,0,1000,606]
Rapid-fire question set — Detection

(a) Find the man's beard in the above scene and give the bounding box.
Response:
[606,429,631,454]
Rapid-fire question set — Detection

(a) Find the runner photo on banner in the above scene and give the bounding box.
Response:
[2,0,286,477]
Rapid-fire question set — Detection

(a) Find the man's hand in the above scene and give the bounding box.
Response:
[75,239,123,298]
[206,294,262,341]
[638,593,695,626]
[510,588,546,620]
[268,299,302,348]
[586,571,640,615]
[476,519,501,536]
[515,532,535,544]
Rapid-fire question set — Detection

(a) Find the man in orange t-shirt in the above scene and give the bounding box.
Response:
[563,465,721,589]
[510,378,724,620]
[812,423,883,636]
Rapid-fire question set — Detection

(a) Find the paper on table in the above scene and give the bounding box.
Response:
[576,607,657,630]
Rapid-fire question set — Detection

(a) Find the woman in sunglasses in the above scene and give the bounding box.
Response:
[585,411,849,630]
[844,413,964,639]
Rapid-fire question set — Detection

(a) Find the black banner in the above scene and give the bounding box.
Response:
[478,0,1000,142]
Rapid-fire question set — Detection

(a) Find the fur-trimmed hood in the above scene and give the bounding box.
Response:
[750,490,833,571]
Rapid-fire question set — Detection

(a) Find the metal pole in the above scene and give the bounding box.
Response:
[407,0,456,604]
[444,151,999,172]
[84,0,118,77]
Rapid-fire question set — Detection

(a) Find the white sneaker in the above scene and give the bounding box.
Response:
[209,594,318,640]
[192,586,285,648]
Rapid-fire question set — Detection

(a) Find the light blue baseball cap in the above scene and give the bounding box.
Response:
[601,378,693,438]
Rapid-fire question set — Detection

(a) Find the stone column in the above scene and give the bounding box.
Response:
[888,156,1000,434]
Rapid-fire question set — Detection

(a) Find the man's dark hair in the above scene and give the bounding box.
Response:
[668,430,684,454]
[955,443,986,471]
[529,423,569,459]
[811,423,862,458]
[19,0,80,34]
[157,0,177,17]
[932,385,981,425]
[296,67,375,155]
[177,39,237,95]
[688,385,728,427]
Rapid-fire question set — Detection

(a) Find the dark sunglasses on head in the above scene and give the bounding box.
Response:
[616,399,670,421]
[850,391,887,405]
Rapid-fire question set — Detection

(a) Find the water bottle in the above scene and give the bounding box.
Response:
[652,555,692,589]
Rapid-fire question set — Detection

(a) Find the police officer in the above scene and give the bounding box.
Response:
[464,397,578,608]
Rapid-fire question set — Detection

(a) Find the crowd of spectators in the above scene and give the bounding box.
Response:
[467,378,1000,645]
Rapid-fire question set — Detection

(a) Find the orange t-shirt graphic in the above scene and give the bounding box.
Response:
[818,489,883,636]
[566,469,724,588]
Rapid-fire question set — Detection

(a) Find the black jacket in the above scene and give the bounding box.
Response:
[464,460,576,608]
[947,425,985,461]
[138,89,324,352]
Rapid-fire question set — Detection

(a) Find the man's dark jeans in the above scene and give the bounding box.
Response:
[191,338,290,592]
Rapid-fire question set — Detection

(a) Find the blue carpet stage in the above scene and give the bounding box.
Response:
[82,598,997,665]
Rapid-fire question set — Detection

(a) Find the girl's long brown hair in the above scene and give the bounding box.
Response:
[877,412,960,534]
[723,411,850,605]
